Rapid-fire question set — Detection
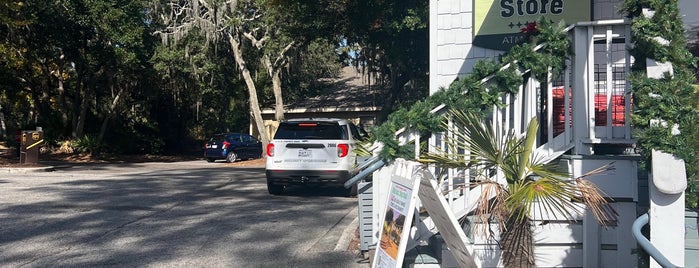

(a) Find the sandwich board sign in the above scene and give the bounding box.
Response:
[416,169,478,268]
[372,171,421,268]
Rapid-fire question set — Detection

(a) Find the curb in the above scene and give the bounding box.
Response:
[1,165,55,173]
[335,214,359,251]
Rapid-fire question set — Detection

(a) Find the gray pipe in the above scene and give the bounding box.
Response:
[631,213,679,268]
[353,156,381,173]
[344,159,386,188]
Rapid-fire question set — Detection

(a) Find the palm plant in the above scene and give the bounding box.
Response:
[420,110,617,267]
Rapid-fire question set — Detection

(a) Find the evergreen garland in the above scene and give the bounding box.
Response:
[621,0,699,207]
[371,18,570,161]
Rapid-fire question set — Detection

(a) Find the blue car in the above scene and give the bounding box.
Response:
[204,133,263,163]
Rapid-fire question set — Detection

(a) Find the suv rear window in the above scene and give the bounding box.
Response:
[274,121,348,140]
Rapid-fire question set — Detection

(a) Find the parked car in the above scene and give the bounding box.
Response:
[204,133,262,163]
[265,118,366,196]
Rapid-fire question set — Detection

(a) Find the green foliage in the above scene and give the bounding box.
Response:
[371,18,571,161]
[73,134,102,155]
[283,39,343,103]
[1,0,373,158]
[338,0,430,119]
[421,111,617,267]
[622,0,699,207]
[150,26,249,143]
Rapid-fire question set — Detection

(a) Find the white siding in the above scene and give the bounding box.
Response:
[594,0,625,20]
[466,202,637,267]
[430,0,626,95]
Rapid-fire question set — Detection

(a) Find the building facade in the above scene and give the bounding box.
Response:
[430,0,626,94]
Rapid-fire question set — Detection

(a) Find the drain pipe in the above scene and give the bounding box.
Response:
[344,157,386,189]
[632,213,679,268]
[351,156,382,175]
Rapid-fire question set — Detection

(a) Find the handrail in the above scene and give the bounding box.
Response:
[344,157,386,188]
[353,155,382,173]
[631,213,680,268]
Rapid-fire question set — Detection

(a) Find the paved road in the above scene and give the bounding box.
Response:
[0,160,369,267]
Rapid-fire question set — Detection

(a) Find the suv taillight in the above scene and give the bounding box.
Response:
[337,143,349,158]
[222,141,231,149]
[266,143,275,157]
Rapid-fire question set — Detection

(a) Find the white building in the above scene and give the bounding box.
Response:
[360,1,689,267]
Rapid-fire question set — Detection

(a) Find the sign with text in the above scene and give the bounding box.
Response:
[373,175,420,268]
[474,0,591,50]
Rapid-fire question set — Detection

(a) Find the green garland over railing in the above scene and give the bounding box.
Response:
[370,18,571,161]
[621,0,699,207]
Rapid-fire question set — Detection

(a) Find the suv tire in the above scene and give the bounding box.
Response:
[267,182,284,195]
[226,152,238,163]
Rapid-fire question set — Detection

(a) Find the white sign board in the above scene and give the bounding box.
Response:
[373,174,420,268]
[416,169,478,268]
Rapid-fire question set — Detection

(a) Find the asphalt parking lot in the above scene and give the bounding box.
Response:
[0,160,370,267]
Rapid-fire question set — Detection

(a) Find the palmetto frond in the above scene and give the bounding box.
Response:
[471,181,509,236]
[420,110,618,265]
[354,138,377,157]
[574,162,619,225]
[508,177,581,223]
[421,110,522,181]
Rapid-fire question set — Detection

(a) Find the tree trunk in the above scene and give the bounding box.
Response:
[272,69,284,121]
[263,55,285,121]
[0,104,6,138]
[97,78,124,154]
[377,73,410,123]
[501,213,536,268]
[228,33,269,146]
[71,66,89,139]
[56,51,70,132]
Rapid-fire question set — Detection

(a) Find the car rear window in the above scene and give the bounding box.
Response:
[274,122,348,140]
[227,133,241,142]
[210,134,226,142]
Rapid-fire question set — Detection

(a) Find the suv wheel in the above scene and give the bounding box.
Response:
[226,152,238,163]
[267,182,284,195]
[206,158,215,163]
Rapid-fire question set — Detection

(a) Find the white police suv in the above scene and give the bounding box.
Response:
[265,118,365,196]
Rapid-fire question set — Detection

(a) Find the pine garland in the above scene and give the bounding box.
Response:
[621,0,699,207]
[371,18,570,161]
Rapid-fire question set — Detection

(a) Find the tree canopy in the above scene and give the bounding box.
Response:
[0,0,429,156]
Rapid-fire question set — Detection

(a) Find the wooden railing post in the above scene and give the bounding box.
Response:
[573,25,595,155]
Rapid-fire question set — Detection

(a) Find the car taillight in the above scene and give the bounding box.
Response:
[266,143,275,157]
[222,141,231,149]
[337,143,349,158]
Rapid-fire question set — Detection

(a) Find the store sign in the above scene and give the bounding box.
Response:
[474,0,591,50]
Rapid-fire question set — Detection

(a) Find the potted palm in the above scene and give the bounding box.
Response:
[420,110,617,267]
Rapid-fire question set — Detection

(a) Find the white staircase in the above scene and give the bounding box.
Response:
[357,20,641,267]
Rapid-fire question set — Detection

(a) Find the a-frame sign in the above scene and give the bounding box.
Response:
[372,160,477,268]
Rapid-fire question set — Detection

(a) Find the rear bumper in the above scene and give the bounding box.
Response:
[266,169,351,186]
[204,149,227,159]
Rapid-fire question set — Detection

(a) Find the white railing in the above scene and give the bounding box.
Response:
[359,20,635,261]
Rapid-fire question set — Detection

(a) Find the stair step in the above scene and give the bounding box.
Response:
[404,245,440,266]
[404,234,453,267]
